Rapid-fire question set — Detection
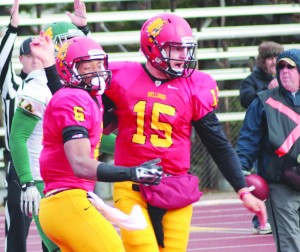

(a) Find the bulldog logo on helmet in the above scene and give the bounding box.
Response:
[57,40,71,67]
[147,18,167,43]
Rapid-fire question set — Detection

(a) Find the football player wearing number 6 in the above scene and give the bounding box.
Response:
[29,32,162,251]
[103,13,268,251]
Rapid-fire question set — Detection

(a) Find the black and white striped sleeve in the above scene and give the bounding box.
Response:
[0,24,23,150]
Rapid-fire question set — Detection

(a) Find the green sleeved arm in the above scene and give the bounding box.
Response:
[100,133,116,155]
[9,107,39,185]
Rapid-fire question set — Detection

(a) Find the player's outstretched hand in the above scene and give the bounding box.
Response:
[66,0,87,27]
[10,0,19,28]
[30,31,55,68]
[240,191,267,229]
[132,158,163,185]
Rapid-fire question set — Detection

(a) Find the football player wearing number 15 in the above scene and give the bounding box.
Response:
[103,13,268,251]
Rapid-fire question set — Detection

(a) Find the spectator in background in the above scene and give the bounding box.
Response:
[240,41,284,109]
[239,41,283,235]
[236,48,300,252]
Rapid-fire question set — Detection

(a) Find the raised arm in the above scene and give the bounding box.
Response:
[30,31,62,94]
[10,0,20,28]
[0,0,23,103]
[30,31,55,68]
[66,0,88,32]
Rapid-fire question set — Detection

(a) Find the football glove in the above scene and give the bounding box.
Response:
[242,169,251,176]
[97,158,163,185]
[21,182,41,217]
[131,158,163,185]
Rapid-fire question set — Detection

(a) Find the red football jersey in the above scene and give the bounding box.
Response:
[105,61,218,174]
[40,88,103,193]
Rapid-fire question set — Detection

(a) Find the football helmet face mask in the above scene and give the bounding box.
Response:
[44,21,85,52]
[140,13,197,78]
[56,37,111,96]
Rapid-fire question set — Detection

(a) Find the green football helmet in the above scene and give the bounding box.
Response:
[43,21,85,51]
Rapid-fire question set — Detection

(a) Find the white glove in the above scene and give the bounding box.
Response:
[242,169,251,176]
[21,182,41,217]
[87,192,147,230]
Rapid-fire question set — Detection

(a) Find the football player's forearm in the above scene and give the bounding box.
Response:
[45,64,62,94]
[193,112,247,191]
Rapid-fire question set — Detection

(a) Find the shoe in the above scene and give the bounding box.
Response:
[253,223,272,234]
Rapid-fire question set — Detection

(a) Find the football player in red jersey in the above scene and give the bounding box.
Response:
[103,13,268,251]
[29,33,163,251]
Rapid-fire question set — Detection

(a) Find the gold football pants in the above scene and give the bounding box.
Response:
[113,181,193,252]
[39,189,125,252]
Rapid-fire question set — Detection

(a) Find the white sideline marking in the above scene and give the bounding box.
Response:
[193,198,241,206]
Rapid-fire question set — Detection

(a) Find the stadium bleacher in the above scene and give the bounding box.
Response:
[1,1,300,118]
[1,2,300,84]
